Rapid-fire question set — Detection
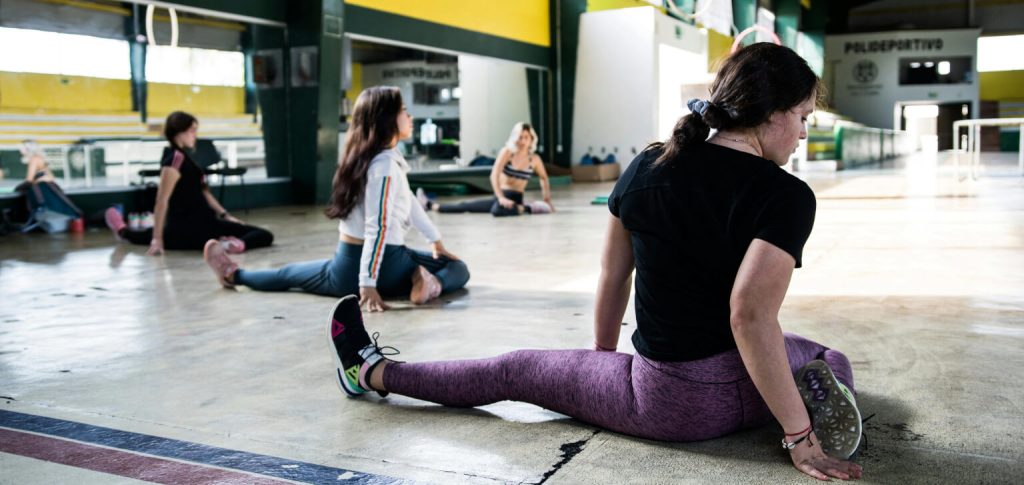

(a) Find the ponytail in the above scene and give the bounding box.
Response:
[653,99,731,165]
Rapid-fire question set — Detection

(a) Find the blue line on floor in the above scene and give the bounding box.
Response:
[0,409,405,484]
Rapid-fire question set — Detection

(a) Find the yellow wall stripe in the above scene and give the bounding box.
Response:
[147,83,245,115]
[346,0,550,47]
[980,71,1024,101]
[0,72,132,112]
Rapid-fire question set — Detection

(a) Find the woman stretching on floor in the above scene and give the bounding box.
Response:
[326,44,864,480]
[423,122,554,216]
[104,112,273,256]
[204,86,469,311]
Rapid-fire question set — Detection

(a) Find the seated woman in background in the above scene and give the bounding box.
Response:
[104,111,273,256]
[19,140,56,183]
[421,122,555,217]
[203,86,469,311]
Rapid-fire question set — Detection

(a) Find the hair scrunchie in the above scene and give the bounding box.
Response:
[686,98,711,118]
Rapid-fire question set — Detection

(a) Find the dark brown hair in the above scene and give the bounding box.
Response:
[163,111,198,150]
[325,86,404,219]
[653,43,821,165]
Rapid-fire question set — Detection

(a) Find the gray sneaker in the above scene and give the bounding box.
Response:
[795,360,862,459]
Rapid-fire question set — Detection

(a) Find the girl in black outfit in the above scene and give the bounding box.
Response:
[104,111,273,255]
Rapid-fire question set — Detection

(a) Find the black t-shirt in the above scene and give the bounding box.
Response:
[608,142,816,362]
[160,146,213,221]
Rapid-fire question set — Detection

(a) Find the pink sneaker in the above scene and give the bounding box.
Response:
[104,207,126,239]
[415,187,429,210]
[203,239,238,288]
[410,266,442,304]
[528,201,552,214]
[219,236,246,254]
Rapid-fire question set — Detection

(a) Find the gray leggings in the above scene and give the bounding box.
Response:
[234,242,470,297]
[437,189,526,217]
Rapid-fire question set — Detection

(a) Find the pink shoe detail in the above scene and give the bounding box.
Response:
[528,201,552,214]
[410,266,442,305]
[332,319,346,338]
[104,207,126,238]
[220,236,246,254]
[203,239,238,288]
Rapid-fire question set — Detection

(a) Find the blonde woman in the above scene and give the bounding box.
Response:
[20,140,55,183]
[422,122,554,216]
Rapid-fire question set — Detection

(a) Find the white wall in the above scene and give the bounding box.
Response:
[824,29,980,130]
[655,12,710,143]
[572,7,708,166]
[457,55,531,160]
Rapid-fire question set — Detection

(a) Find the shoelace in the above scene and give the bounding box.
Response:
[370,332,405,363]
[856,413,876,455]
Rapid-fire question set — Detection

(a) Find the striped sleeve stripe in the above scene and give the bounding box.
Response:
[367,176,392,279]
[171,150,185,171]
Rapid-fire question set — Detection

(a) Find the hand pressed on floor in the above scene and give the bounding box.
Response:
[789,431,863,481]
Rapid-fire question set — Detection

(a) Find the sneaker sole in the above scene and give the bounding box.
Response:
[202,240,234,289]
[325,295,365,398]
[795,360,862,459]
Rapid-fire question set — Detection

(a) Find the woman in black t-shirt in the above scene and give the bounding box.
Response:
[104,112,273,255]
[323,44,864,482]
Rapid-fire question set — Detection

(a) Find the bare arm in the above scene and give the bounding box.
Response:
[490,149,510,199]
[593,214,634,350]
[532,155,553,206]
[730,239,861,480]
[25,156,53,182]
[203,188,227,217]
[148,167,181,255]
[730,239,807,432]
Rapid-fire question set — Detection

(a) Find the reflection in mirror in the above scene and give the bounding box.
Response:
[343,38,546,173]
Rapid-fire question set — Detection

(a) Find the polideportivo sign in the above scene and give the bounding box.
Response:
[844,38,944,54]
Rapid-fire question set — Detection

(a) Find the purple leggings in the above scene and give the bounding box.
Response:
[382,333,853,442]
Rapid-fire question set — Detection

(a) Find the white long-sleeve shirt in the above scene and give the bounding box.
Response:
[338,148,442,287]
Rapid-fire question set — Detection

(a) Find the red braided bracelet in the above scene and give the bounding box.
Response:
[784,424,812,437]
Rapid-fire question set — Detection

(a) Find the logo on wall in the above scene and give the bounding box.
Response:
[853,60,878,84]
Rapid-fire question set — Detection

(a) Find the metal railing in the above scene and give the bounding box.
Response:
[1,138,265,189]
[952,118,1024,179]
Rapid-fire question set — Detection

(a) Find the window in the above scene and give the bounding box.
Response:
[0,27,129,79]
[898,57,972,85]
[978,35,1024,72]
[146,45,244,87]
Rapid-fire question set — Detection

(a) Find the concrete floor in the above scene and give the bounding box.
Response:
[1,151,1022,484]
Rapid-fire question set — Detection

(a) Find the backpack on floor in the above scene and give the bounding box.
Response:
[17,180,83,233]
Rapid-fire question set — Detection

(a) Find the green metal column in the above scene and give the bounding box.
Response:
[526,68,552,165]
[242,27,258,117]
[775,0,801,49]
[285,0,344,204]
[732,0,757,45]
[666,0,697,24]
[550,0,587,168]
[126,4,148,123]
[252,25,289,179]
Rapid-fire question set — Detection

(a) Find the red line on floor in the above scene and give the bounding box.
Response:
[0,427,291,485]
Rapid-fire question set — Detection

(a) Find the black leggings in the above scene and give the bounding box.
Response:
[438,189,528,217]
[122,216,273,250]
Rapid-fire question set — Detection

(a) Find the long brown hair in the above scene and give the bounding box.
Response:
[653,43,821,165]
[325,86,404,219]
